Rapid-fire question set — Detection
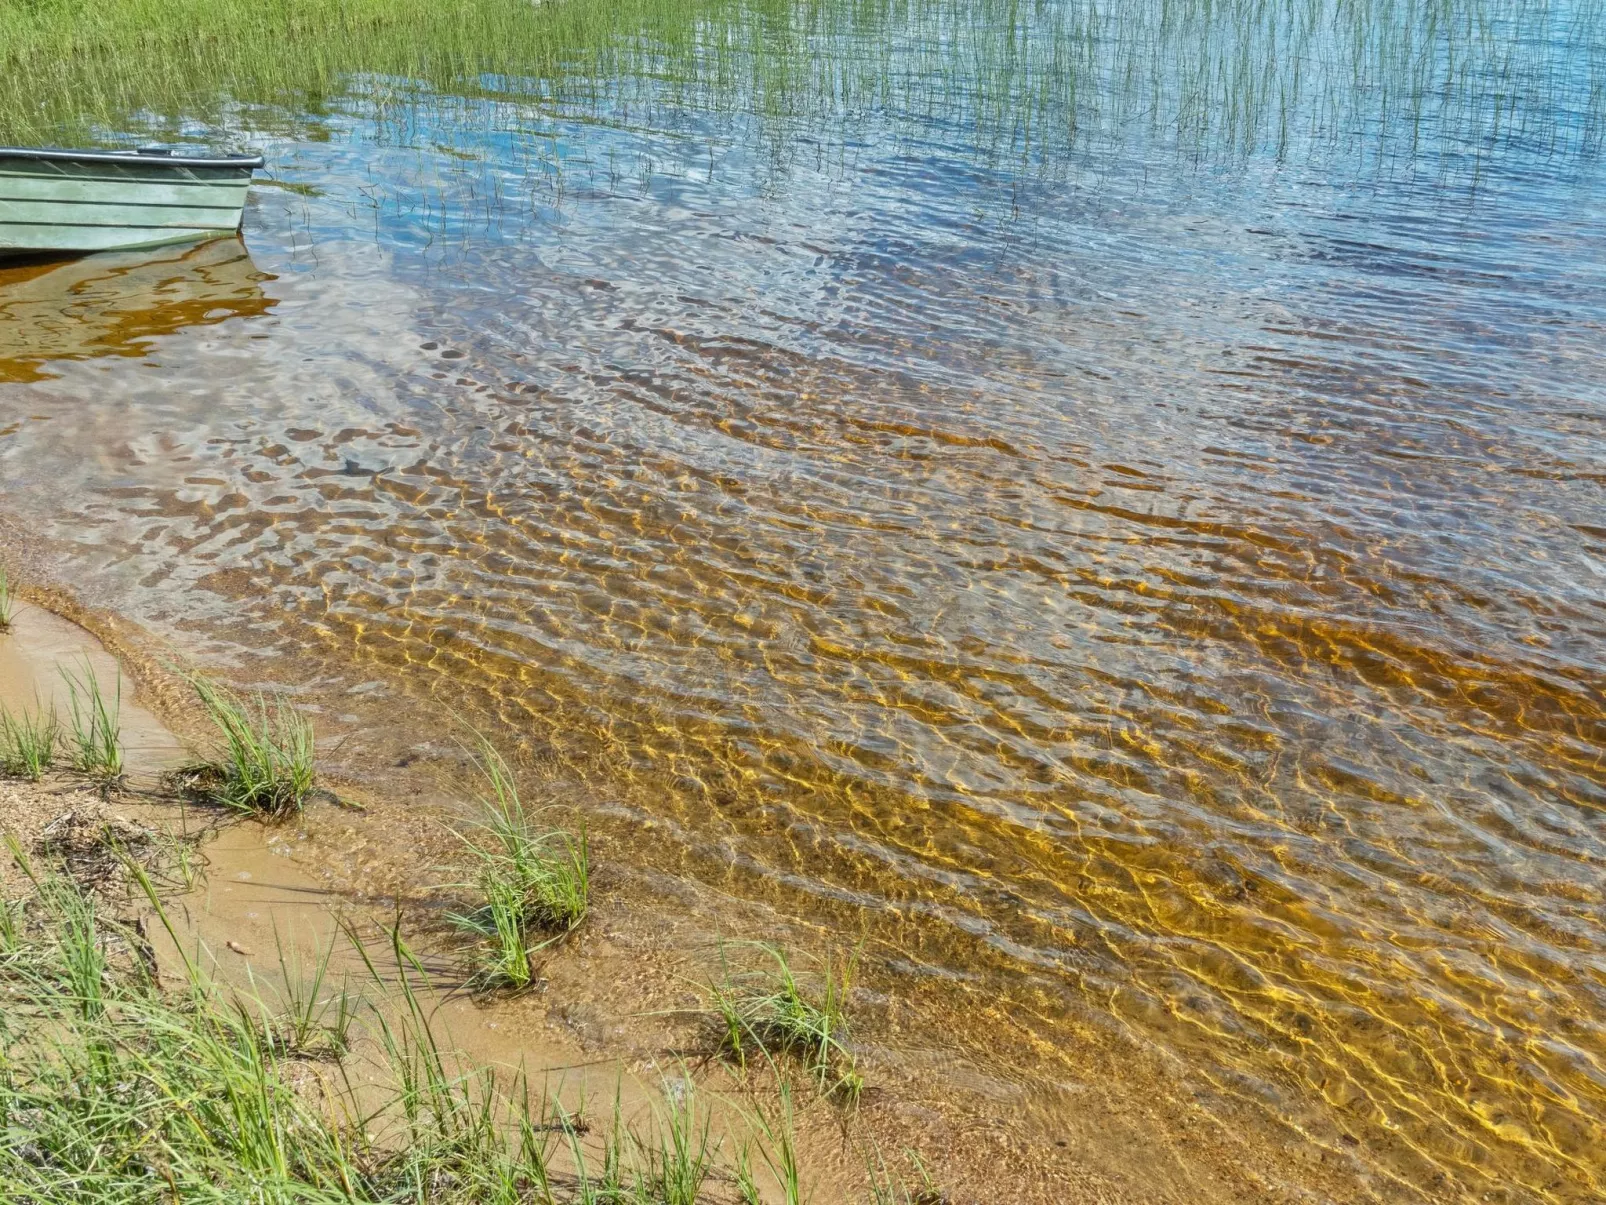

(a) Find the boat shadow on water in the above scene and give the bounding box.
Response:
[0,236,276,382]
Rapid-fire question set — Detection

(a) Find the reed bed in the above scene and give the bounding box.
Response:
[0,0,1598,180]
[0,0,689,146]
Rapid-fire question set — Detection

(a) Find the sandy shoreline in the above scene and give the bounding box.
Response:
[0,572,1390,1204]
[0,585,1122,1204]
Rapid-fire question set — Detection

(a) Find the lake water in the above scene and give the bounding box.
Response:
[2,2,1604,1199]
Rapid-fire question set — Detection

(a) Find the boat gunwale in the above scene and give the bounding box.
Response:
[0,146,264,170]
[0,167,253,187]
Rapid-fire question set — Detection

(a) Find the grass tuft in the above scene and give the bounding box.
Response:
[190,677,315,816]
[709,941,861,1099]
[448,739,590,990]
[0,700,58,780]
[250,926,359,1060]
[741,1080,806,1205]
[148,824,206,892]
[638,1075,715,1205]
[867,1144,946,1205]
[0,894,25,964]
[59,660,123,785]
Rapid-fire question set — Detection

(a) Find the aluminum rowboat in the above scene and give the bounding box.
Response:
[0,146,264,256]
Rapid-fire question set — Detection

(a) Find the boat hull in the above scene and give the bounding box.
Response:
[0,148,263,255]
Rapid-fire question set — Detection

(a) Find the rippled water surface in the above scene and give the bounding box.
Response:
[3,2,1606,1199]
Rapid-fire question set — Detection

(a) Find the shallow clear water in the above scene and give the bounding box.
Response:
[3,2,1606,1199]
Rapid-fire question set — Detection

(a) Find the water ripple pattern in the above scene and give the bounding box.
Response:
[2,3,1605,1200]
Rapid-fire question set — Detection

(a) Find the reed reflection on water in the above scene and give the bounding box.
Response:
[1,1,1605,1200]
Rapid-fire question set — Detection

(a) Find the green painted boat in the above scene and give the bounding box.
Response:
[0,146,264,256]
